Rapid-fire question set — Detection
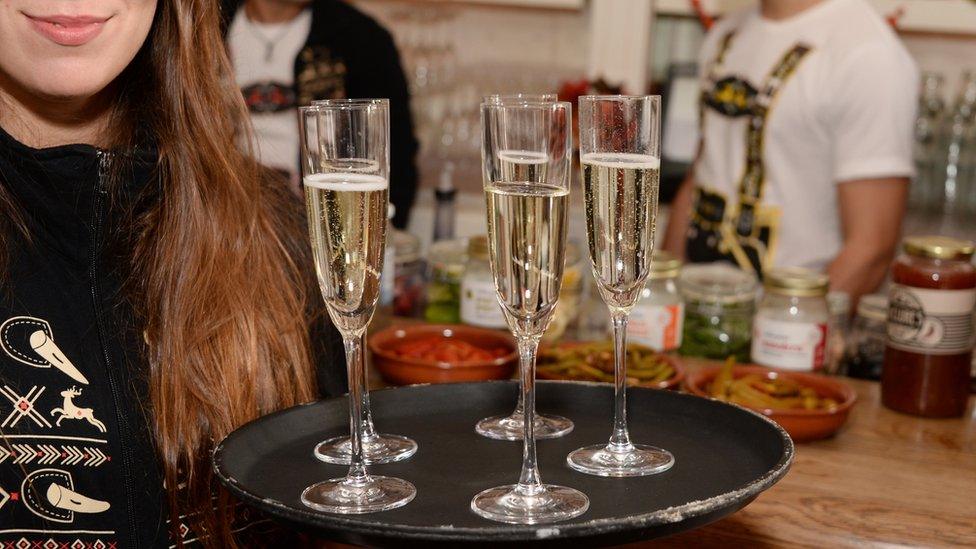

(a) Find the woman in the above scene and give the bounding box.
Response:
[0,1,344,547]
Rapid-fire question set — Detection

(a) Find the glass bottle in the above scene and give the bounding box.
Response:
[752,268,830,372]
[912,72,945,213]
[629,252,684,352]
[678,263,758,362]
[433,163,457,242]
[460,236,507,329]
[424,237,467,324]
[936,72,976,221]
[825,291,851,375]
[844,293,888,380]
[391,230,426,317]
[882,236,976,417]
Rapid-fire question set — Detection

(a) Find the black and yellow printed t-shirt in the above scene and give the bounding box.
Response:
[689,0,917,274]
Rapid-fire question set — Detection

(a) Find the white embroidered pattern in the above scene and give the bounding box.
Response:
[0,386,51,429]
[49,387,106,433]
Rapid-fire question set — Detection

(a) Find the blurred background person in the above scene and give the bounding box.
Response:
[222,0,419,228]
[662,0,918,303]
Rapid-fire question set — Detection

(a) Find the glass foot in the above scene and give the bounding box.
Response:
[302,475,415,514]
[475,412,573,441]
[314,434,418,465]
[567,443,675,477]
[471,484,589,524]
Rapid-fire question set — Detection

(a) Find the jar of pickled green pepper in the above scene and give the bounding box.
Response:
[424,238,468,324]
[678,263,758,362]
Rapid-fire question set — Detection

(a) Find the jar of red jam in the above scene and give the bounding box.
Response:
[882,236,976,417]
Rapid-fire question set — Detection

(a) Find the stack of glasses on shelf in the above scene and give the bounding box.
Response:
[911,70,976,230]
[297,94,669,522]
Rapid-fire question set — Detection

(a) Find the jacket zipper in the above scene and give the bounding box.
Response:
[91,151,140,547]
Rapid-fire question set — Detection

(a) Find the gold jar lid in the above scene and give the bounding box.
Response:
[764,267,829,297]
[468,235,489,259]
[903,235,975,260]
[649,251,682,280]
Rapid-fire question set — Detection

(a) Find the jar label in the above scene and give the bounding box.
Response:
[751,318,827,371]
[628,303,684,351]
[887,285,975,355]
[461,277,507,329]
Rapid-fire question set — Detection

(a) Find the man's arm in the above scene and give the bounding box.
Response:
[827,177,908,303]
[662,170,696,259]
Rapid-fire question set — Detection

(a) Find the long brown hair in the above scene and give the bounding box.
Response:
[4,1,317,546]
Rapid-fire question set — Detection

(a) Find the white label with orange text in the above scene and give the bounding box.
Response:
[628,303,683,352]
[752,318,827,371]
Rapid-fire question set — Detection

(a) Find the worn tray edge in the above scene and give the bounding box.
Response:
[212,381,795,542]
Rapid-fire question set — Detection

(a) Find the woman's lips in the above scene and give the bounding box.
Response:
[25,14,111,47]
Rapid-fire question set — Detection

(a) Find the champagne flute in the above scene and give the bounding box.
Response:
[471,100,589,524]
[474,94,574,442]
[567,95,675,477]
[308,100,418,466]
[300,100,415,513]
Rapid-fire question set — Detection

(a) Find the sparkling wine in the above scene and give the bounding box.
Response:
[485,181,568,337]
[305,172,389,335]
[498,150,549,184]
[581,152,661,312]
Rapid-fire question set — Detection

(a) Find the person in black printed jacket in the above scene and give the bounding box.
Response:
[221,0,420,229]
[0,1,345,547]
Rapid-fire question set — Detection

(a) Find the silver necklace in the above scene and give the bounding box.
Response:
[245,14,294,63]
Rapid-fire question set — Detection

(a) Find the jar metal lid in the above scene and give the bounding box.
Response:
[763,267,829,297]
[649,251,682,280]
[468,235,489,259]
[678,263,758,304]
[903,235,975,260]
[856,293,888,322]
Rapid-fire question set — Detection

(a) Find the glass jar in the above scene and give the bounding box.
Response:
[679,263,757,362]
[460,236,507,329]
[825,291,851,374]
[752,268,830,372]
[543,239,585,342]
[391,230,425,317]
[424,237,468,324]
[882,236,976,417]
[629,251,684,352]
[844,294,888,380]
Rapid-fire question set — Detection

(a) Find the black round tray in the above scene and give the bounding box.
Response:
[213,381,793,547]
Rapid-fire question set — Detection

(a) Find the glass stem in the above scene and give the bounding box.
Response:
[511,378,526,419]
[514,336,544,497]
[359,333,377,441]
[343,335,370,486]
[608,313,634,453]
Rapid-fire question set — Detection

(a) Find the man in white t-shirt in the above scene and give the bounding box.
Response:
[663,0,918,301]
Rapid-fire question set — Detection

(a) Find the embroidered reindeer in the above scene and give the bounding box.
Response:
[50,386,106,433]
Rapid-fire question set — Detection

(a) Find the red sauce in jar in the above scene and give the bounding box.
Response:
[882,236,976,417]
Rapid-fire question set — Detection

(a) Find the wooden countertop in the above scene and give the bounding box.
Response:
[646,357,976,548]
[364,318,976,547]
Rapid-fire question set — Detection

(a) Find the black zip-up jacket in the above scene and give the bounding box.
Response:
[221,0,420,229]
[0,127,345,546]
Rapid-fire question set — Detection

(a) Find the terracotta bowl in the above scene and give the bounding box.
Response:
[684,365,857,443]
[369,324,517,386]
[536,342,685,390]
